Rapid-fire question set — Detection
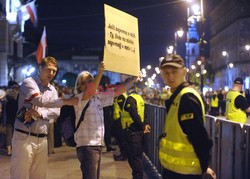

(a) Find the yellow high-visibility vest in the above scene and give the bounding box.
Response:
[121,93,144,129]
[113,93,127,120]
[159,87,205,175]
[226,90,247,123]
[211,97,219,107]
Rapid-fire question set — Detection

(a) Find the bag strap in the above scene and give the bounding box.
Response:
[74,101,90,133]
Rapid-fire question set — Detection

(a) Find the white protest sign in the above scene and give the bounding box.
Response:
[103,4,140,76]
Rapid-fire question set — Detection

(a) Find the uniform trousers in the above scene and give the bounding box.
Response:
[125,130,143,179]
[10,131,48,179]
[112,118,127,157]
[163,168,202,179]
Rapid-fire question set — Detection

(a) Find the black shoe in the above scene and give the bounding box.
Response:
[113,154,122,158]
[111,139,119,145]
[107,146,116,152]
[114,155,127,161]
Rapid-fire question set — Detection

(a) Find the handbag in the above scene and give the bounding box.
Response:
[60,101,90,147]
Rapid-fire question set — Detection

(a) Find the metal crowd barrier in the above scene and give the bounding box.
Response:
[144,104,250,179]
[205,116,250,179]
[143,103,165,177]
[244,124,250,179]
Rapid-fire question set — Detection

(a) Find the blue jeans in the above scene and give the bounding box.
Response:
[76,146,102,179]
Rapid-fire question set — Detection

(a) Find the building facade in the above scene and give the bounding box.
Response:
[0,0,122,87]
[210,0,250,89]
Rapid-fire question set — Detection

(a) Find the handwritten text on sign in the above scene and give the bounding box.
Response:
[103,4,140,76]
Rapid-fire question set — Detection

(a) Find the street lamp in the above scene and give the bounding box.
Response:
[186,0,197,78]
[227,62,234,87]
[198,0,206,94]
[222,50,229,87]
[186,0,206,93]
[166,45,174,54]
[174,28,184,54]
[245,44,250,51]
[141,64,162,88]
[228,63,234,69]
[191,65,196,70]
[196,59,206,88]
[222,51,228,57]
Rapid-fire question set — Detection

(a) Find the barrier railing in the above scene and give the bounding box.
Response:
[143,103,165,177]
[144,104,250,179]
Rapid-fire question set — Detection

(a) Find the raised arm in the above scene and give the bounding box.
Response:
[22,78,78,108]
[82,62,105,100]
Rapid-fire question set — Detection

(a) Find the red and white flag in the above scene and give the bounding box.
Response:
[36,27,47,64]
[25,0,38,27]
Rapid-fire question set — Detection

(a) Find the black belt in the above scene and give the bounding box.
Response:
[15,128,47,138]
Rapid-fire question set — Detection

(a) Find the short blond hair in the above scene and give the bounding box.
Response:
[74,71,94,95]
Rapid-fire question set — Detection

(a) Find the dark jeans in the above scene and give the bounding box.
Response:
[219,101,225,116]
[125,130,143,179]
[76,146,102,179]
[104,106,113,149]
[6,124,13,146]
[54,121,62,147]
[210,107,218,116]
[163,168,202,179]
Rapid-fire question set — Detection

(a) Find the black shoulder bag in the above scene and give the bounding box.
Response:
[61,101,90,147]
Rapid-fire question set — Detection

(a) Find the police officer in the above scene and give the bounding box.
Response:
[159,54,216,179]
[226,77,250,123]
[210,92,219,116]
[113,92,128,160]
[121,85,150,179]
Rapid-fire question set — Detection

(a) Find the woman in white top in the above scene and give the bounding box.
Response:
[74,62,139,179]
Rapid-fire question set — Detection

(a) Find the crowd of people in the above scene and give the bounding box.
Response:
[0,56,151,179]
[5,54,250,178]
[139,80,250,123]
[202,84,250,122]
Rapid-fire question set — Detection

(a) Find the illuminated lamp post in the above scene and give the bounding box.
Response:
[198,0,206,94]
[222,50,229,87]
[245,44,250,51]
[174,28,184,54]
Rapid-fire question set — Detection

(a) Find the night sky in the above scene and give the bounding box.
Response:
[23,0,218,68]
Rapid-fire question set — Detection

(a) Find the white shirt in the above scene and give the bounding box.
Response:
[74,93,114,147]
[15,76,63,134]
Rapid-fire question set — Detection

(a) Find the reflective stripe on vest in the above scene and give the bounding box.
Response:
[121,93,144,129]
[226,90,247,123]
[159,87,204,175]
